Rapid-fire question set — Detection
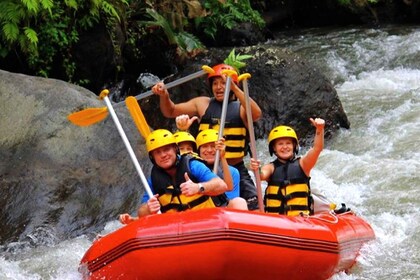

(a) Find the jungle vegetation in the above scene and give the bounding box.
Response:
[0,0,407,86]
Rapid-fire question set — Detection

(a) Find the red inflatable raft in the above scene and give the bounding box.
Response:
[79,208,375,280]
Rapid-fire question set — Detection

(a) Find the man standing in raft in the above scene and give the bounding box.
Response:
[152,64,262,210]
[250,118,325,216]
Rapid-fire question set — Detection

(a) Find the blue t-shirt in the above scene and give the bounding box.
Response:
[225,165,240,199]
[141,159,218,203]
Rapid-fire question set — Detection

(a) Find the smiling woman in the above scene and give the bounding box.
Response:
[249,119,324,216]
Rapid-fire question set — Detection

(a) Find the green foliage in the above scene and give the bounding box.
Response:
[140,7,204,59]
[197,0,265,39]
[224,48,253,74]
[176,31,205,54]
[136,0,264,60]
[0,0,266,86]
[0,0,127,82]
[142,8,177,45]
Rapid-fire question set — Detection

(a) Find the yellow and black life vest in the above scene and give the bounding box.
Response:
[151,154,216,213]
[199,98,248,159]
[265,158,313,216]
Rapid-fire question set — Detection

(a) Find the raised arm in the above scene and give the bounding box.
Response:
[300,118,325,176]
[152,82,209,118]
[216,138,234,191]
[229,81,262,124]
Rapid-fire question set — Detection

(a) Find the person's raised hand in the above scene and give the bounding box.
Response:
[151,82,168,97]
[309,117,325,129]
[176,114,198,131]
[180,172,199,196]
[215,138,226,159]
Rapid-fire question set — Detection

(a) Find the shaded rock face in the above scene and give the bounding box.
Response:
[0,70,150,244]
[139,46,350,147]
[262,0,420,29]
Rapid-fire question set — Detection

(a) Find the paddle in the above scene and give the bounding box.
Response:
[68,65,214,126]
[124,64,217,138]
[213,69,237,174]
[125,96,151,138]
[238,73,264,212]
[99,89,154,200]
[67,107,108,127]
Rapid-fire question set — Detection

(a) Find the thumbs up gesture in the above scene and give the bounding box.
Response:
[176,114,198,131]
[180,172,199,196]
[309,117,325,129]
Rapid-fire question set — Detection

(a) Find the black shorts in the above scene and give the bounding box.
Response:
[232,161,258,210]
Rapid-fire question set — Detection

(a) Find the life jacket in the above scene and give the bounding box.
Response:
[151,154,216,213]
[199,98,248,159]
[265,158,313,216]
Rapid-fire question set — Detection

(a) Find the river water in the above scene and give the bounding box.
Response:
[1,25,419,279]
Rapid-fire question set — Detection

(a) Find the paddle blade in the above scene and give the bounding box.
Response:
[125,96,151,138]
[67,107,108,126]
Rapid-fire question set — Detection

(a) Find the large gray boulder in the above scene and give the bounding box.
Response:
[0,70,149,245]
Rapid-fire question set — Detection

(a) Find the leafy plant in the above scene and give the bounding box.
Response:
[0,0,266,87]
[137,0,264,60]
[224,48,253,73]
[197,0,265,40]
[140,7,205,59]
[0,0,127,82]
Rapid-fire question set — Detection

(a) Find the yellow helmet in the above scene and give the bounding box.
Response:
[196,129,219,149]
[146,129,176,153]
[268,125,299,155]
[173,131,197,150]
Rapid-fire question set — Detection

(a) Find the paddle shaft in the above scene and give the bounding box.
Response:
[103,95,154,199]
[213,76,233,173]
[114,69,208,109]
[69,68,212,127]
[242,78,264,212]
